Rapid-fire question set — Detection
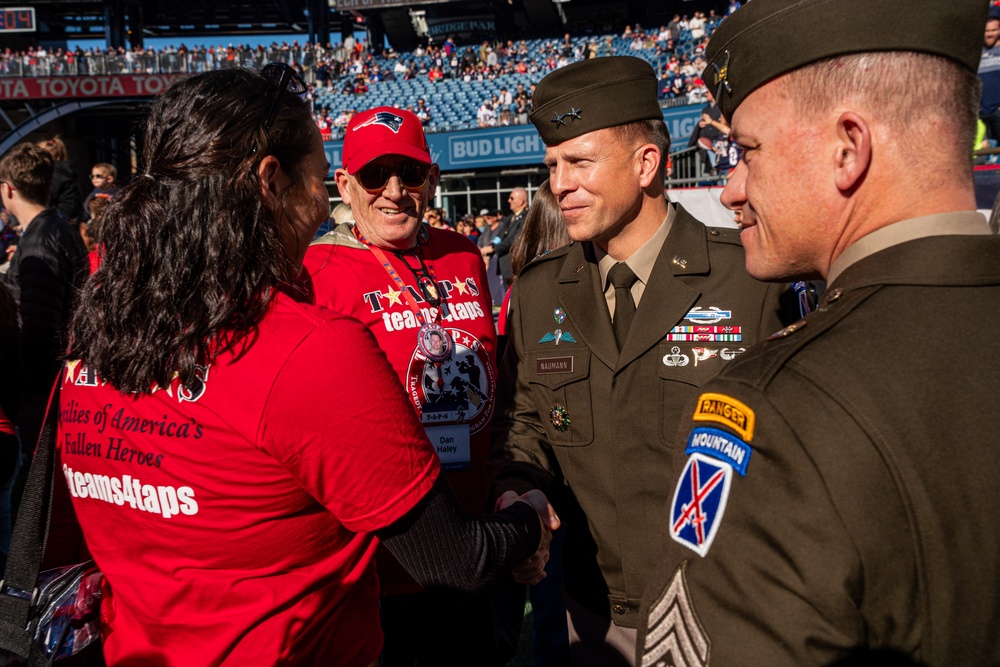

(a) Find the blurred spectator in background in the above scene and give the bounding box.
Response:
[82,193,111,256]
[0,142,87,508]
[82,162,119,220]
[456,216,480,243]
[477,100,497,127]
[493,187,529,289]
[979,15,1000,140]
[0,209,17,267]
[415,98,432,125]
[690,89,729,175]
[689,12,707,40]
[479,206,507,305]
[424,207,448,229]
[478,208,501,257]
[36,136,83,222]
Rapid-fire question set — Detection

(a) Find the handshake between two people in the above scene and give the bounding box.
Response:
[496,489,561,586]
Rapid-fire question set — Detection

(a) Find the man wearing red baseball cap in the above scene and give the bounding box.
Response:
[303,106,522,665]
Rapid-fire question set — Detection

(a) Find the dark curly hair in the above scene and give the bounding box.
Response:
[68,67,317,394]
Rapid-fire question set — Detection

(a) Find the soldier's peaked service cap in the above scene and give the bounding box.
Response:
[704,0,987,120]
[529,56,663,145]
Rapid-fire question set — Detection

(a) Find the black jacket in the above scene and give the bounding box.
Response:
[5,208,88,394]
[493,208,527,286]
[0,282,20,423]
[48,160,84,223]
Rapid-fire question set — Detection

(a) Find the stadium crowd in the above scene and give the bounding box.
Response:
[1,16,726,136]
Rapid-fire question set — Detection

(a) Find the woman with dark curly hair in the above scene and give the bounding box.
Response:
[57,66,554,667]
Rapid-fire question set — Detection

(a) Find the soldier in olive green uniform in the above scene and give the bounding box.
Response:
[487,57,796,665]
[638,1,1000,666]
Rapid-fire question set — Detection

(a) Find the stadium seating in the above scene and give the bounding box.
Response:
[1,22,721,136]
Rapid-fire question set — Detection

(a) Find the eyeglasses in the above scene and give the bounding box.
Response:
[354,161,431,193]
[90,173,108,180]
[261,62,308,133]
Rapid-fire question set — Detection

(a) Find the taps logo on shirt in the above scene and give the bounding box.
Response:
[406,327,495,435]
[64,360,212,403]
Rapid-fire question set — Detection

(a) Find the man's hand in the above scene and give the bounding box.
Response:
[497,489,560,585]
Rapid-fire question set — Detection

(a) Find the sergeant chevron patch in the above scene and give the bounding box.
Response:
[641,563,710,667]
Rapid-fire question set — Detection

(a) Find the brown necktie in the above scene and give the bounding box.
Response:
[608,262,638,350]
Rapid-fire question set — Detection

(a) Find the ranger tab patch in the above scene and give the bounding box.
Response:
[686,427,751,476]
[670,453,732,557]
[692,392,755,442]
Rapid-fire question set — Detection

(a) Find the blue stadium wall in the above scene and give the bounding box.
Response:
[322,104,705,176]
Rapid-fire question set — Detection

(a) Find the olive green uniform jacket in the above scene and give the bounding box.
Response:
[488,205,794,628]
[637,229,1000,666]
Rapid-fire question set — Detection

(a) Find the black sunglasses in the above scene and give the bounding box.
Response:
[355,161,431,193]
[261,63,308,132]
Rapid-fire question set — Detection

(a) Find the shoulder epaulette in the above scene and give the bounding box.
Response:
[519,241,575,276]
[704,226,743,247]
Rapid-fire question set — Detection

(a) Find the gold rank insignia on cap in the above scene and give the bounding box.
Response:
[692,392,755,442]
[711,50,732,102]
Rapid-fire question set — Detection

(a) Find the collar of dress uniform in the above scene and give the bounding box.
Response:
[826,211,989,287]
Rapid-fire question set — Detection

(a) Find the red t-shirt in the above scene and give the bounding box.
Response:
[57,290,440,667]
[303,226,498,595]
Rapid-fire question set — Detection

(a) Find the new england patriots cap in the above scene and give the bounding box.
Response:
[342,106,431,174]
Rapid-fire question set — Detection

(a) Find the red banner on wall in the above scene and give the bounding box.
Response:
[0,74,189,101]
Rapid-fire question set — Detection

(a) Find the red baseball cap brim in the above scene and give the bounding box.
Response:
[342,106,431,173]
